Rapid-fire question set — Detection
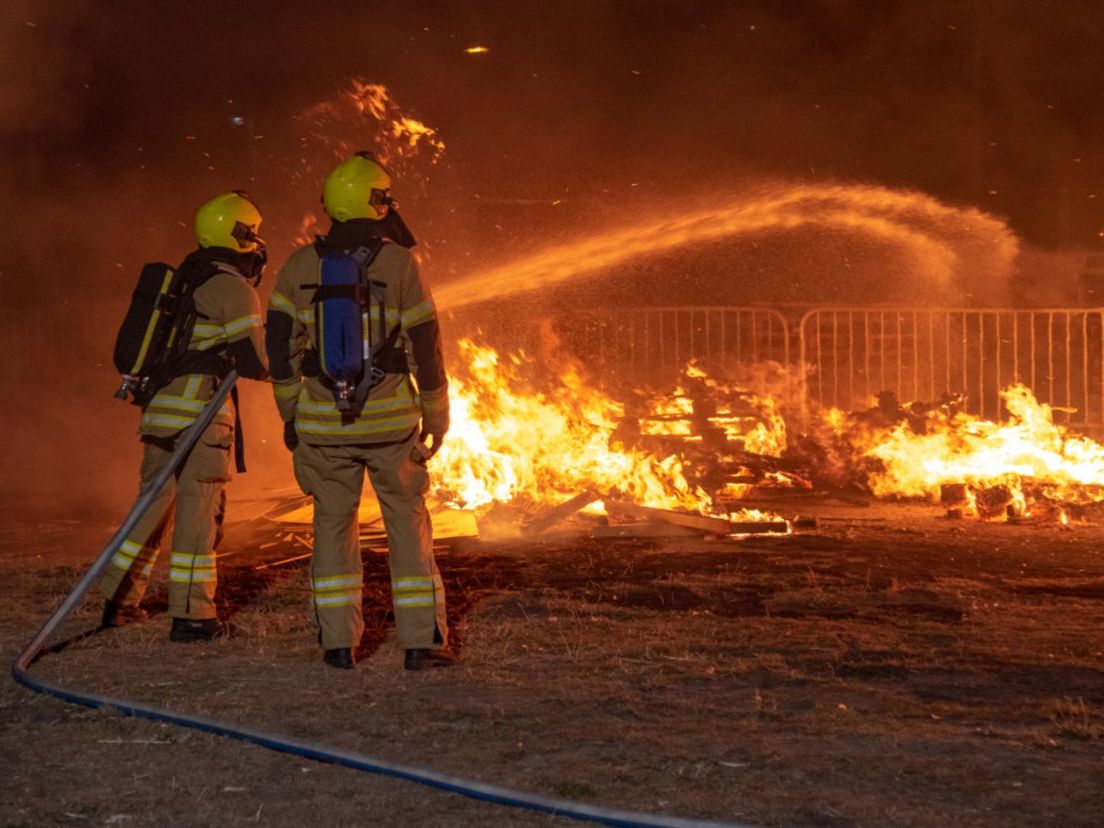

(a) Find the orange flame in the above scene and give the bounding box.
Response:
[433,340,710,513]
[428,331,1104,528]
[430,342,794,533]
[834,384,1104,519]
[344,81,445,164]
[298,80,445,173]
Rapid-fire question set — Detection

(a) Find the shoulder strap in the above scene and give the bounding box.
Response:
[349,238,385,270]
[158,259,223,370]
[302,238,385,302]
[353,240,388,343]
[172,258,221,307]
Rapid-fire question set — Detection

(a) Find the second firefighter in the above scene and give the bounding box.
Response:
[100,191,269,641]
[265,152,453,671]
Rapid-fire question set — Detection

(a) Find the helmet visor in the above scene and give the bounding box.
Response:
[369,187,393,215]
[231,221,265,250]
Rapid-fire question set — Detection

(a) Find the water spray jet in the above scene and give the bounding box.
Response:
[439,182,1018,311]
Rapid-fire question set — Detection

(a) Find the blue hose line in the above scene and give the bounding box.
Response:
[10,372,751,828]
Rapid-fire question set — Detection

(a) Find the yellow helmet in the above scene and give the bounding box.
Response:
[195,191,264,252]
[323,151,393,221]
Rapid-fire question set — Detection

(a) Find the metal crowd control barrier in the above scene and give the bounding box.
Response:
[579,306,791,385]
[798,308,1104,429]
[12,301,1104,431]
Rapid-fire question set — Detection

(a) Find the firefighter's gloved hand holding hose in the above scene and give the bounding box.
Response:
[283,418,299,452]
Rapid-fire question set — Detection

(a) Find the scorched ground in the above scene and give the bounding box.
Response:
[1,494,1100,827]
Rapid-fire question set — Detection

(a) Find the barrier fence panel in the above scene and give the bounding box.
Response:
[13,302,1104,432]
[577,306,791,386]
[799,308,1104,429]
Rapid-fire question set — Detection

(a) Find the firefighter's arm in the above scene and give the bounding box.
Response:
[220,277,269,381]
[408,322,449,434]
[399,252,449,452]
[265,265,304,423]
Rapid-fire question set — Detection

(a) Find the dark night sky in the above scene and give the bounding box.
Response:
[5,0,1104,300]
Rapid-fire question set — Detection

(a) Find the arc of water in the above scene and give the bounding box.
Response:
[436,183,1016,311]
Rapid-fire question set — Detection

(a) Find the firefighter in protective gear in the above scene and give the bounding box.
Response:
[265,152,452,670]
[98,191,270,642]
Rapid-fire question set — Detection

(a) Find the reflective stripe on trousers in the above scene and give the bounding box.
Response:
[293,433,448,650]
[97,421,232,619]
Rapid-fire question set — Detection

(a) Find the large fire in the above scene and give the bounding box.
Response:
[284,80,1100,528]
[431,340,1104,526]
[434,340,711,514]
[851,385,1104,520]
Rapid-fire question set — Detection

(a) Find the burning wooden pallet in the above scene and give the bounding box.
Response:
[245,487,794,566]
[516,492,792,540]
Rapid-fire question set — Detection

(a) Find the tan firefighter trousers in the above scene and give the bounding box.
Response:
[98,422,233,620]
[292,433,448,650]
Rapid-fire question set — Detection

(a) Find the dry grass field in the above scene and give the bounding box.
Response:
[2,497,1102,827]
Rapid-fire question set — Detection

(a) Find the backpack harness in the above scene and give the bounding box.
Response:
[113,256,247,471]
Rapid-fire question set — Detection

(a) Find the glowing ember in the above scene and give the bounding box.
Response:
[293,212,325,247]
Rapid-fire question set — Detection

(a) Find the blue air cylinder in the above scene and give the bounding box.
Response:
[318,254,364,410]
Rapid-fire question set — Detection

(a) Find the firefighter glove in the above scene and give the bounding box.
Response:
[283,419,299,452]
[414,428,444,463]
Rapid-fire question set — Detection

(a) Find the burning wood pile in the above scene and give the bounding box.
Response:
[430,339,1104,530]
[255,338,1104,548]
[427,340,801,541]
[842,385,1104,524]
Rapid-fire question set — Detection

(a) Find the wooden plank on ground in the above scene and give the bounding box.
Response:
[270,492,385,526]
[728,520,790,534]
[592,522,704,539]
[607,500,731,535]
[524,490,600,536]
[431,509,480,539]
[253,551,311,571]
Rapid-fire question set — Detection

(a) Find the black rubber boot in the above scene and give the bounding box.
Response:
[323,648,355,669]
[169,617,227,643]
[102,601,148,628]
[404,648,458,671]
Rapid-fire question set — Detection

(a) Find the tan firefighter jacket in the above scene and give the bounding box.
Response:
[265,237,449,445]
[140,264,266,439]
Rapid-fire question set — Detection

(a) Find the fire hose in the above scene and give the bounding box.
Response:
[11,370,750,828]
